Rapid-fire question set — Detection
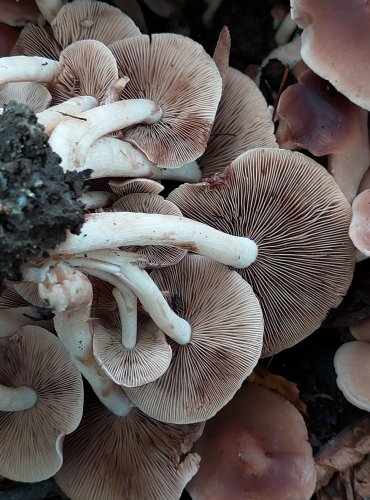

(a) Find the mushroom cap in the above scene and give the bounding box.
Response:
[349,189,370,256]
[49,39,120,104]
[0,82,51,113]
[55,394,203,500]
[110,33,222,167]
[93,313,172,387]
[187,383,316,500]
[276,69,365,156]
[0,0,40,27]
[334,341,370,411]
[51,0,141,48]
[200,67,277,178]
[0,325,83,482]
[11,23,61,59]
[110,193,187,268]
[291,0,370,111]
[168,148,355,357]
[108,177,164,196]
[125,254,263,424]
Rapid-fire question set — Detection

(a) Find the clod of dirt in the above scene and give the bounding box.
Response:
[0,102,88,288]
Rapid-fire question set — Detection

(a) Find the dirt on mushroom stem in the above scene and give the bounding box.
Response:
[0,101,89,290]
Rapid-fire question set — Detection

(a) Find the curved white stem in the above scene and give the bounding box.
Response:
[37,96,98,135]
[112,286,137,349]
[82,137,201,182]
[38,264,131,416]
[0,385,37,411]
[0,56,59,85]
[35,0,63,23]
[53,212,258,269]
[49,100,163,172]
[66,257,191,345]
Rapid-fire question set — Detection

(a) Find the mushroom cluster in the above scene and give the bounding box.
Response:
[0,0,361,498]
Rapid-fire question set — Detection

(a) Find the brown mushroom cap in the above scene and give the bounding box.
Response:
[51,0,141,48]
[291,0,370,111]
[187,383,316,500]
[168,148,355,357]
[0,0,40,27]
[200,67,277,178]
[125,254,263,423]
[55,393,203,500]
[111,193,187,268]
[334,341,370,411]
[110,33,222,167]
[0,82,51,112]
[0,325,83,482]
[93,313,172,387]
[49,39,121,104]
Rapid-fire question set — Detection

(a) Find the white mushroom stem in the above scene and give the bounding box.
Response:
[64,255,191,345]
[0,385,38,412]
[0,56,59,85]
[52,212,258,269]
[37,96,99,135]
[38,263,131,417]
[49,100,163,172]
[35,0,63,23]
[81,191,117,210]
[274,12,297,45]
[112,286,137,349]
[83,137,201,182]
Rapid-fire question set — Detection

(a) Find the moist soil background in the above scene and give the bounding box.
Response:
[0,0,366,498]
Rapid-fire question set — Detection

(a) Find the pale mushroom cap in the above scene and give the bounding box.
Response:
[168,148,355,357]
[110,33,222,167]
[334,341,370,411]
[49,39,120,104]
[350,316,370,343]
[55,395,203,500]
[349,189,370,256]
[291,0,370,111]
[51,0,141,48]
[200,67,277,178]
[125,254,263,424]
[0,82,51,112]
[108,177,164,196]
[93,314,172,387]
[111,193,187,267]
[187,383,316,500]
[0,326,83,482]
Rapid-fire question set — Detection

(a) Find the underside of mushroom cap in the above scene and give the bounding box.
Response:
[0,325,83,482]
[55,393,203,500]
[125,254,263,423]
[93,313,172,387]
[51,0,141,48]
[110,33,222,167]
[0,83,51,113]
[291,0,370,111]
[200,67,277,178]
[49,39,120,104]
[168,148,355,357]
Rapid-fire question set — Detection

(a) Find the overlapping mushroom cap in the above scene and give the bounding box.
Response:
[110,33,222,167]
[168,148,355,356]
[125,254,263,423]
[55,393,203,499]
[291,0,370,111]
[0,325,83,482]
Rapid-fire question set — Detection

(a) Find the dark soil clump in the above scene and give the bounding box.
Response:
[0,102,88,288]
